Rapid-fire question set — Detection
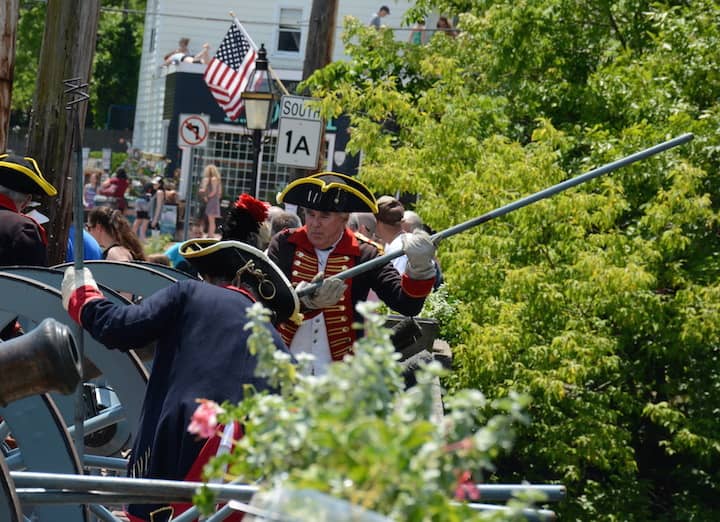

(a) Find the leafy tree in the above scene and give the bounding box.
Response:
[302,1,720,519]
[11,0,145,129]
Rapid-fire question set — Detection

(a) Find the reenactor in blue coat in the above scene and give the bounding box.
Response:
[62,232,297,521]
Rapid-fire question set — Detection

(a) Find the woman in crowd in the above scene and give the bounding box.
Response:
[84,171,100,209]
[132,182,153,242]
[87,206,146,261]
[149,176,166,234]
[199,164,222,238]
[99,168,130,214]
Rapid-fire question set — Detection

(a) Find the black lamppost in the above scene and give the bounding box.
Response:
[241,44,278,198]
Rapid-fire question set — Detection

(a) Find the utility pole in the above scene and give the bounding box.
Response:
[297,0,337,178]
[302,0,338,81]
[26,0,100,265]
[0,0,20,151]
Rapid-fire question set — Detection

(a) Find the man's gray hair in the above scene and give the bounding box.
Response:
[402,210,423,232]
[270,211,302,236]
[351,212,376,235]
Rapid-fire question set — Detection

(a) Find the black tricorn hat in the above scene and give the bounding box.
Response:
[179,239,300,325]
[278,172,378,213]
[0,154,57,196]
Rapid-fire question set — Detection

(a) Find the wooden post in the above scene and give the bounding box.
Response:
[302,0,338,81]
[25,0,100,265]
[0,0,20,151]
[289,0,337,180]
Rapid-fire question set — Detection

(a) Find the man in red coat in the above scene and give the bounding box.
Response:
[268,172,437,376]
[0,154,57,267]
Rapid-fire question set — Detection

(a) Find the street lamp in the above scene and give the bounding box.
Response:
[241,44,278,198]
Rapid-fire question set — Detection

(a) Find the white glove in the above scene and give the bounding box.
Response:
[401,230,437,280]
[296,273,347,310]
[62,267,104,324]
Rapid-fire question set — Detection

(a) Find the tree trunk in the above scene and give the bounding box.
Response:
[26,0,100,265]
[0,0,20,151]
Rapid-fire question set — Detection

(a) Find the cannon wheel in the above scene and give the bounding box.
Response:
[0,454,22,522]
[0,269,148,442]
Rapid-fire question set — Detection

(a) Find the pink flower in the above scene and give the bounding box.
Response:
[188,399,224,439]
[454,470,480,501]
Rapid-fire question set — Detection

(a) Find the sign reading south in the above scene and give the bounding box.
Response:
[276,96,324,169]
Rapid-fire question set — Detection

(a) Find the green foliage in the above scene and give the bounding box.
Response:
[12,1,145,129]
[200,303,534,520]
[301,1,720,520]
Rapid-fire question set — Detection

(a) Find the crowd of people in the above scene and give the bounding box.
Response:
[2,153,444,521]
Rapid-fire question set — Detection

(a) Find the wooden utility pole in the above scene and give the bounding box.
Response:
[302,0,338,81]
[0,0,20,151]
[296,0,337,178]
[26,0,100,265]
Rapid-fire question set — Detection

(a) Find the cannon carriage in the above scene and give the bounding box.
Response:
[0,261,562,521]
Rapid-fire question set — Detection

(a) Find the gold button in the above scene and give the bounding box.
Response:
[341,265,348,270]
[292,270,299,276]
[297,252,304,257]
[343,327,349,332]
[341,316,347,321]
[294,260,301,266]
[343,256,350,261]
[339,305,345,311]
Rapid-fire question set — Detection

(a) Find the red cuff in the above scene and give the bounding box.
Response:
[67,286,104,325]
[401,273,435,298]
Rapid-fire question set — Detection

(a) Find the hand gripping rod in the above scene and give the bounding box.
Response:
[296,133,694,297]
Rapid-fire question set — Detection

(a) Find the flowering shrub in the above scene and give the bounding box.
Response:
[193,302,536,520]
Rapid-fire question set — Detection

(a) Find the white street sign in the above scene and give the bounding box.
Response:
[178,113,210,148]
[275,96,323,169]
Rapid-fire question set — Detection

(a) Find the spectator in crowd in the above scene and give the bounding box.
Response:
[60,237,297,522]
[164,38,211,65]
[132,182,153,242]
[369,5,390,28]
[401,210,424,233]
[436,16,457,37]
[87,206,146,261]
[374,195,409,273]
[149,176,166,235]
[199,165,222,238]
[409,18,427,44]
[268,172,437,376]
[84,171,100,209]
[348,212,377,241]
[99,168,130,214]
[66,225,103,262]
[270,210,302,237]
[0,154,57,266]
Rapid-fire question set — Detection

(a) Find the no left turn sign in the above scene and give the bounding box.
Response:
[178,114,210,148]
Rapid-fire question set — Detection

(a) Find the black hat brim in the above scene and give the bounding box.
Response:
[278,172,378,213]
[0,154,57,196]
[180,239,300,325]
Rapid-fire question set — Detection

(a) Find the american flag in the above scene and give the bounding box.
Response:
[204,22,257,121]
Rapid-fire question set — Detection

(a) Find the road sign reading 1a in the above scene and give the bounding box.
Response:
[276,96,323,169]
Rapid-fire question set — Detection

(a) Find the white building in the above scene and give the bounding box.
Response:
[132,0,417,208]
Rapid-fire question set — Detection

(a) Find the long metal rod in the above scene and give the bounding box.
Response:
[12,471,564,504]
[65,77,90,458]
[297,133,694,297]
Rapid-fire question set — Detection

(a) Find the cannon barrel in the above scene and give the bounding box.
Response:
[0,318,82,406]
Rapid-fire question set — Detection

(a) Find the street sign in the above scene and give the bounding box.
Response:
[178,113,210,148]
[275,96,323,169]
